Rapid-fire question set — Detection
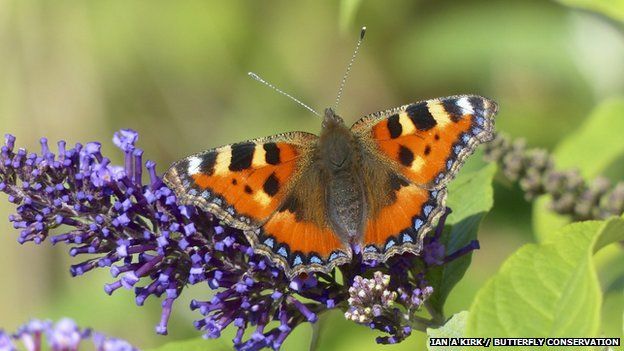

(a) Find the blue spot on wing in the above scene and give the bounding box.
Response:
[310,256,322,264]
[364,245,378,253]
[424,205,433,216]
[454,145,462,154]
[293,255,303,266]
[263,237,274,248]
[461,133,470,143]
[435,173,444,184]
[414,219,424,230]
[385,239,395,251]
[329,251,347,262]
[402,233,413,243]
[277,247,288,257]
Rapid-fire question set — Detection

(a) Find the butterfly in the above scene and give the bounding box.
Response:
[164,94,497,278]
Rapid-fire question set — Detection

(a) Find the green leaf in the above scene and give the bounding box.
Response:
[427,311,468,351]
[446,162,497,226]
[533,196,570,242]
[426,162,496,315]
[554,0,624,22]
[534,98,624,242]
[146,337,231,351]
[467,216,624,338]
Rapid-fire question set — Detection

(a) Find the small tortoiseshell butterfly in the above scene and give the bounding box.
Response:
[164,30,498,278]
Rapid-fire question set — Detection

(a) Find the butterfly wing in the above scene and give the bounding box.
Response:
[164,132,350,278]
[352,95,497,188]
[357,150,448,261]
[164,132,315,228]
[251,165,351,278]
[352,95,497,260]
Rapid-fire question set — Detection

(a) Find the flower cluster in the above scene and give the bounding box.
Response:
[0,318,136,351]
[484,133,624,220]
[345,272,398,325]
[0,131,479,350]
[344,271,433,344]
[341,208,474,345]
[0,131,208,335]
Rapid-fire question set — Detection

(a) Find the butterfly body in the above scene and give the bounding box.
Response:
[317,108,367,243]
[164,95,498,278]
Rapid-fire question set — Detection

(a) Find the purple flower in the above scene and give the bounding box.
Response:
[345,272,398,324]
[0,131,480,350]
[15,320,50,351]
[0,330,16,351]
[343,271,435,344]
[47,319,88,350]
[93,333,138,351]
[2,318,135,351]
[112,130,139,152]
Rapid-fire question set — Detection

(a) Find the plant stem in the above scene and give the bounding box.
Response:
[425,301,445,325]
[309,313,327,351]
[408,315,436,331]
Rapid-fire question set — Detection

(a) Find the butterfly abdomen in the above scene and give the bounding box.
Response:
[326,171,365,242]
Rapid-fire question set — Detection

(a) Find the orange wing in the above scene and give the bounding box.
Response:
[352,95,497,259]
[164,132,316,229]
[356,157,448,261]
[250,166,351,278]
[164,132,350,278]
[352,95,497,188]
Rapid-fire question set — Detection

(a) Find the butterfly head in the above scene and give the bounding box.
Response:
[322,107,345,128]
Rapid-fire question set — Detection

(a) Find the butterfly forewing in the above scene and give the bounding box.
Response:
[352,95,497,189]
[163,132,316,229]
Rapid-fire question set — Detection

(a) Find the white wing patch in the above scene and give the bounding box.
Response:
[456,97,475,114]
[187,156,202,175]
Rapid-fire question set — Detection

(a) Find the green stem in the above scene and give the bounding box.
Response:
[309,313,327,351]
[408,315,435,331]
[424,301,445,325]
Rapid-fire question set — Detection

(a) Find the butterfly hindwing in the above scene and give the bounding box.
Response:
[358,155,447,260]
[250,165,351,278]
[352,95,497,189]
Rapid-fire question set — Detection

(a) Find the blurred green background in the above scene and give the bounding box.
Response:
[1,0,623,350]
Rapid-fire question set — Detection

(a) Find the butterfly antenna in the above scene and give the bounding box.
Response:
[248,72,321,117]
[334,26,366,111]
